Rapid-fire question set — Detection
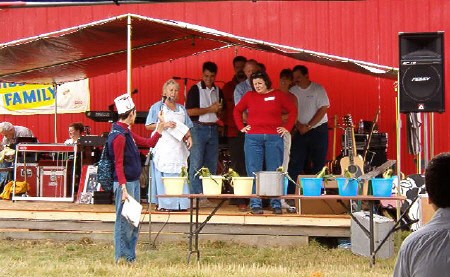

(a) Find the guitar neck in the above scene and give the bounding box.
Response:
[350,128,357,159]
[345,126,357,163]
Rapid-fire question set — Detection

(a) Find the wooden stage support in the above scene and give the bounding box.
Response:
[0,200,350,247]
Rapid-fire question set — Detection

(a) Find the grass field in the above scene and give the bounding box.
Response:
[0,235,406,277]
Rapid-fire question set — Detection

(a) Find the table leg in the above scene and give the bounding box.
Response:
[369,201,375,266]
[186,198,227,263]
[373,194,419,258]
[187,198,193,263]
[187,197,200,263]
[195,198,200,261]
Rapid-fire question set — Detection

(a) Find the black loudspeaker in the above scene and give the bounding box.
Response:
[399,32,445,113]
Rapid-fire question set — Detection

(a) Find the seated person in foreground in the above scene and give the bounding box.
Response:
[393,152,450,276]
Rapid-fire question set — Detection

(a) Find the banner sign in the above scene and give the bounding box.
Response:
[0,79,90,115]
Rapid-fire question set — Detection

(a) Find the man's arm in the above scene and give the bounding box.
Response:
[234,83,244,105]
[187,105,219,117]
[186,85,221,117]
[296,106,328,135]
[307,106,328,127]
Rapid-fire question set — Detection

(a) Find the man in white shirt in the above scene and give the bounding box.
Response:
[287,65,329,193]
[186,61,224,197]
[0,121,33,147]
[393,152,450,277]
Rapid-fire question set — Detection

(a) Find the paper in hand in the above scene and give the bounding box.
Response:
[166,119,189,141]
[121,195,143,228]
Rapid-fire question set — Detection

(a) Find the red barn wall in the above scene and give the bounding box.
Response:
[0,0,449,174]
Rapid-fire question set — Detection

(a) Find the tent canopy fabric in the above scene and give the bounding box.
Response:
[0,13,398,84]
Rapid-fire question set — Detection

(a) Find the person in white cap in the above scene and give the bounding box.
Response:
[108,93,164,264]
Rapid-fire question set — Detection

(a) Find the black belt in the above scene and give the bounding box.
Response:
[194,122,217,126]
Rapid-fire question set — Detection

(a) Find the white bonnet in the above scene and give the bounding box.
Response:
[114,94,135,115]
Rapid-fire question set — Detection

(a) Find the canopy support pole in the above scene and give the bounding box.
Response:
[395,78,403,250]
[395,78,401,191]
[127,14,132,95]
[53,83,58,143]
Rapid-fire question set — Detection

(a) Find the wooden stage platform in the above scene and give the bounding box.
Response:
[0,199,351,247]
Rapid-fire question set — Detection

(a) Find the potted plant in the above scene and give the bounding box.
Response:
[161,166,189,195]
[299,166,334,196]
[222,168,254,196]
[195,167,224,195]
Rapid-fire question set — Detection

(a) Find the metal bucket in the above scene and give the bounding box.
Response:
[254,171,284,196]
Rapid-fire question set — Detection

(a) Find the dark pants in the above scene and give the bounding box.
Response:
[287,123,328,194]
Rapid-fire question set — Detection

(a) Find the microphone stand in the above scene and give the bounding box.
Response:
[147,95,166,250]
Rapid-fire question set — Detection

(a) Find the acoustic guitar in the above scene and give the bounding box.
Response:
[340,114,364,178]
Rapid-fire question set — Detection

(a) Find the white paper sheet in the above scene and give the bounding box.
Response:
[121,195,143,228]
[166,119,189,141]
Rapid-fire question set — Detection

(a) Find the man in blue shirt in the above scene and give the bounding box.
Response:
[393,152,450,276]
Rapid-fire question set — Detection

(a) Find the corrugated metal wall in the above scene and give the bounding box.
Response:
[0,0,449,174]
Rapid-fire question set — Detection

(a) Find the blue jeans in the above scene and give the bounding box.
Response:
[0,161,12,185]
[188,124,219,194]
[114,180,140,263]
[288,123,328,194]
[244,134,283,209]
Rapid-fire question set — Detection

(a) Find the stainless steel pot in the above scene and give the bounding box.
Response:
[254,171,284,196]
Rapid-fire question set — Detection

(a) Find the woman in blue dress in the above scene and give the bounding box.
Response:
[145,79,193,211]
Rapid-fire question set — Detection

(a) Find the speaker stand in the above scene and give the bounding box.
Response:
[421,113,436,171]
[430,113,435,160]
[423,113,429,170]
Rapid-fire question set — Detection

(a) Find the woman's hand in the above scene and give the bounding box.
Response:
[156,111,165,134]
[163,121,176,129]
[277,127,289,137]
[184,136,193,149]
[240,125,251,133]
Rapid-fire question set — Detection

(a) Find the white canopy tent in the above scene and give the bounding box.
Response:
[0,13,397,86]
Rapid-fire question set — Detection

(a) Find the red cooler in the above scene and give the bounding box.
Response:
[15,163,39,197]
[40,166,67,197]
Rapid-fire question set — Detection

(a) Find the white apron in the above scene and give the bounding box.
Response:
[152,105,190,173]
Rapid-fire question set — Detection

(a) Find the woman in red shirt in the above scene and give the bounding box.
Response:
[233,71,297,214]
